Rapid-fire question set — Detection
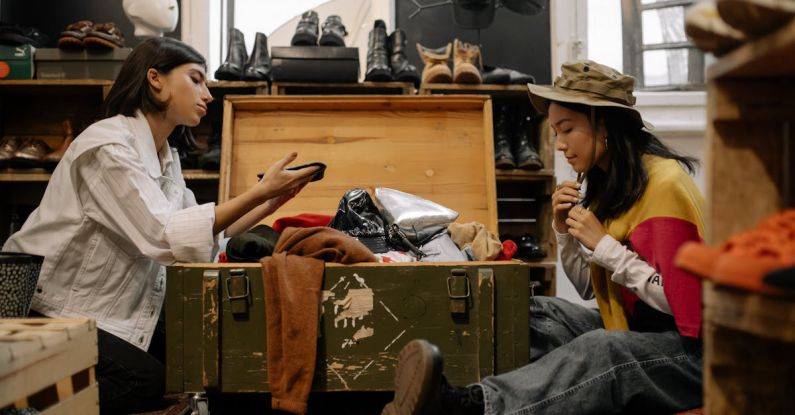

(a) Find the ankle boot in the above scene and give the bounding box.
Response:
[215,28,247,80]
[319,15,347,46]
[416,42,452,84]
[291,10,319,46]
[382,339,484,415]
[494,104,516,169]
[365,20,393,82]
[244,32,271,81]
[388,29,420,84]
[43,119,75,168]
[513,110,544,170]
[453,38,482,84]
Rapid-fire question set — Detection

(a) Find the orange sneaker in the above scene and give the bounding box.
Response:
[676,209,795,296]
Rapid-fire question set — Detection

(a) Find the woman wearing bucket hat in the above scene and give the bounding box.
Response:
[382,60,705,414]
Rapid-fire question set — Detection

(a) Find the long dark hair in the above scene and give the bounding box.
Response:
[102,37,206,148]
[557,101,698,222]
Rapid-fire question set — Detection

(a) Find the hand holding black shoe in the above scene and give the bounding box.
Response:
[382,339,485,415]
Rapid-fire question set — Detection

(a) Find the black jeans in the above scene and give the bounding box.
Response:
[96,318,166,414]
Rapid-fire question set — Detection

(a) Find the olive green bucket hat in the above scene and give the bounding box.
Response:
[527,60,654,131]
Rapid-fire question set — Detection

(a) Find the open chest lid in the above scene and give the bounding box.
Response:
[219,95,498,232]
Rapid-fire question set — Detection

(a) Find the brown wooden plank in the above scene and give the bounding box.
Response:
[704,117,793,244]
[709,79,795,122]
[704,282,795,343]
[708,17,795,80]
[41,382,99,415]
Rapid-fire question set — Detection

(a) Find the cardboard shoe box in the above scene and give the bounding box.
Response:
[271,46,359,82]
[35,48,131,80]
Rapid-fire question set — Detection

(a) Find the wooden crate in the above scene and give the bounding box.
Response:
[703,16,795,415]
[0,318,98,414]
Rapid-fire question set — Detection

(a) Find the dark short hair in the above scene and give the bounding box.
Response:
[102,37,206,118]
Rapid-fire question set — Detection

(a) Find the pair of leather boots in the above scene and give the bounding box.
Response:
[416,39,482,84]
[0,120,75,169]
[493,103,543,170]
[291,10,347,46]
[364,20,420,84]
[215,28,271,81]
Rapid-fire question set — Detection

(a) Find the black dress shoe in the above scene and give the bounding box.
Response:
[291,10,319,46]
[215,28,247,80]
[365,20,393,82]
[493,104,516,169]
[388,29,420,85]
[513,110,544,170]
[516,234,547,260]
[481,65,511,84]
[244,32,272,81]
[382,339,484,415]
[319,15,347,46]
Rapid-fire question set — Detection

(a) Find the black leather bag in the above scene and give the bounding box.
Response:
[329,188,423,256]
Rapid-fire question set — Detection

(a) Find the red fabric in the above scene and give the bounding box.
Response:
[218,251,228,263]
[271,213,333,233]
[627,217,703,339]
[497,240,517,261]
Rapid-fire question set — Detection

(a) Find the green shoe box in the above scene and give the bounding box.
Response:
[0,44,34,80]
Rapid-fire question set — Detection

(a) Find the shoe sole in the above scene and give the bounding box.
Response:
[422,65,452,84]
[495,158,517,169]
[454,63,482,84]
[365,68,395,82]
[517,160,544,170]
[382,339,442,415]
[291,32,318,46]
[319,34,345,46]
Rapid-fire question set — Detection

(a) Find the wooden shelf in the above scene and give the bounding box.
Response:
[708,18,795,80]
[496,169,554,182]
[207,81,268,88]
[0,79,113,87]
[0,170,51,182]
[182,170,220,180]
[271,81,415,95]
[419,83,529,97]
[0,169,219,182]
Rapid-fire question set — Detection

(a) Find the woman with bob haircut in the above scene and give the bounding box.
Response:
[3,37,319,412]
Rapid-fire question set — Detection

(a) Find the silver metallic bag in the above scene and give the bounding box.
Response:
[375,187,459,245]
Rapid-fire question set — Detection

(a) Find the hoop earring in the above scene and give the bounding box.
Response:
[604,137,609,151]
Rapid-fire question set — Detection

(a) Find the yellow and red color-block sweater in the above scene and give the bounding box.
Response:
[591,154,705,338]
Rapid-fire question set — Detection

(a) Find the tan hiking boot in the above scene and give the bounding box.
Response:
[416,42,453,84]
[453,39,482,84]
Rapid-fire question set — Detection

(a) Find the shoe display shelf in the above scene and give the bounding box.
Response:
[270,81,415,96]
[701,18,795,415]
[418,82,557,289]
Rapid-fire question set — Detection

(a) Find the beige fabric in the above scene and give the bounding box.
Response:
[447,222,502,261]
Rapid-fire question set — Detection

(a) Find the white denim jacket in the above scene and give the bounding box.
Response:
[3,111,220,351]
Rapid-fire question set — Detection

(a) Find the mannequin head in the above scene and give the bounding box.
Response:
[123,0,179,38]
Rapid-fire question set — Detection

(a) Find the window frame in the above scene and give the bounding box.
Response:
[620,0,704,91]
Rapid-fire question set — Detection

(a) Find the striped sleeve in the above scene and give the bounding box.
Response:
[77,144,216,264]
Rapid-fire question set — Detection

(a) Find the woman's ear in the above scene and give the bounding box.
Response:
[146,68,163,92]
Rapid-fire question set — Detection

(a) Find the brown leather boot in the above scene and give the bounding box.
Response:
[13,138,51,168]
[416,42,452,84]
[43,120,75,168]
[453,39,482,84]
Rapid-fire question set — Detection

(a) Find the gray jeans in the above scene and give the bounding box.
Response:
[478,296,702,414]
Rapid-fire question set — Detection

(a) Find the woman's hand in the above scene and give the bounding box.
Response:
[565,205,607,250]
[253,152,316,203]
[260,183,305,218]
[552,181,582,234]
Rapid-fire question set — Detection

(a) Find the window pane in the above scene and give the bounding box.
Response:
[641,6,686,45]
[643,49,689,86]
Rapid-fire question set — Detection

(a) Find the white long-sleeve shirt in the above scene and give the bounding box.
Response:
[555,223,671,314]
[3,111,221,350]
